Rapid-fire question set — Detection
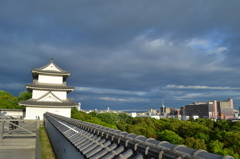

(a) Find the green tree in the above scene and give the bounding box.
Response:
[118,113,133,124]
[0,90,21,109]
[205,119,214,129]
[116,121,128,131]
[214,119,230,131]
[221,148,239,159]
[71,108,90,121]
[132,117,156,130]
[193,132,210,144]
[229,121,240,132]
[157,130,183,145]
[194,118,207,126]
[222,131,240,152]
[88,111,98,117]
[171,121,209,138]
[71,109,118,129]
[208,140,224,154]
[126,124,156,138]
[184,137,207,150]
[18,91,32,101]
[97,113,119,125]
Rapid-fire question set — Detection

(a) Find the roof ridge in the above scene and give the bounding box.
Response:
[33,60,68,73]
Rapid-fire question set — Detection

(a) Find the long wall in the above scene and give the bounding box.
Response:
[44,114,84,159]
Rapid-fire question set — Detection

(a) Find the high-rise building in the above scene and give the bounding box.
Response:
[181,99,234,120]
[19,59,79,120]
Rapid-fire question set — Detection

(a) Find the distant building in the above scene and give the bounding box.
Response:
[19,59,79,120]
[160,106,170,114]
[149,108,157,115]
[129,112,137,117]
[170,108,180,115]
[217,99,234,119]
[181,99,234,120]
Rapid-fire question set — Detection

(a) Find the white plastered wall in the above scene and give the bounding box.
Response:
[32,90,48,99]
[52,91,67,100]
[38,95,61,102]
[32,90,66,100]
[38,75,63,84]
[25,107,71,120]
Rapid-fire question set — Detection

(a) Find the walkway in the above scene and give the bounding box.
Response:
[0,119,39,159]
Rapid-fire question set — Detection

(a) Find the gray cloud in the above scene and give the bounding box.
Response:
[1,0,240,110]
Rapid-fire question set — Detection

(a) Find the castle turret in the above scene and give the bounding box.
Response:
[19,59,79,120]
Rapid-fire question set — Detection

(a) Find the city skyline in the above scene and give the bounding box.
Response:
[1,1,240,110]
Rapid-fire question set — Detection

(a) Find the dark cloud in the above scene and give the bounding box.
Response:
[1,0,240,110]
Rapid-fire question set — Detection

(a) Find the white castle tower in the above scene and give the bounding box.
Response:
[19,59,79,120]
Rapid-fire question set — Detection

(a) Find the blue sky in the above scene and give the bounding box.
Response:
[1,0,240,111]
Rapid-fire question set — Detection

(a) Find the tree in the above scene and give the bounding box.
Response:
[205,119,214,129]
[214,119,230,131]
[88,111,98,117]
[222,131,240,151]
[18,91,32,101]
[97,113,119,125]
[172,121,209,138]
[208,140,224,154]
[229,121,240,132]
[71,108,118,129]
[126,124,156,138]
[193,132,210,144]
[116,121,128,131]
[157,130,183,145]
[194,118,207,126]
[221,148,239,159]
[184,137,207,150]
[0,90,21,109]
[118,113,133,124]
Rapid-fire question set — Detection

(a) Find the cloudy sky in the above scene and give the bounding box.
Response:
[1,0,240,111]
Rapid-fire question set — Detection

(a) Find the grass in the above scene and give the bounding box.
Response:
[40,127,56,159]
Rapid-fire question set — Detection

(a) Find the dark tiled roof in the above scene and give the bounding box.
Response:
[26,83,74,91]
[19,99,78,108]
[32,69,70,76]
[44,112,234,159]
[32,60,70,76]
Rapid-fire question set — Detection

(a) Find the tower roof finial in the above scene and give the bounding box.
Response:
[51,58,54,63]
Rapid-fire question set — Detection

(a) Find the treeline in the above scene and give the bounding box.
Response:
[0,90,32,109]
[71,108,240,158]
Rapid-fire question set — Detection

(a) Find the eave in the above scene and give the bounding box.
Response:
[25,83,74,92]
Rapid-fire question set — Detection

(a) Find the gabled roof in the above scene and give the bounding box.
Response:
[18,91,79,108]
[37,91,63,102]
[32,59,71,76]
